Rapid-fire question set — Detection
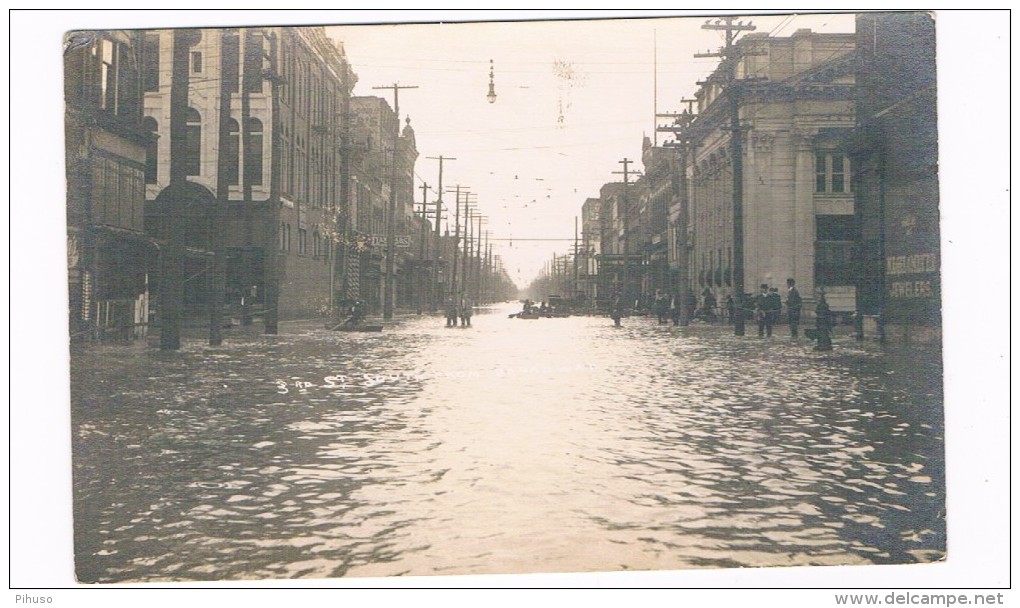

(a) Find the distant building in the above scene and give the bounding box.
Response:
[595,182,645,306]
[347,96,419,313]
[852,12,940,343]
[637,137,675,302]
[65,30,155,342]
[580,197,603,307]
[683,29,858,312]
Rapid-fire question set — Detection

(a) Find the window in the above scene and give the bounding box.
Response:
[815,215,855,286]
[191,51,202,74]
[816,215,855,241]
[91,156,145,231]
[815,241,854,285]
[243,30,264,93]
[99,39,117,111]
[815,152,851,194]
[142,33,160,92]
[143,116,158,184]
[222,31,239,93]
[298,228,307,255]
[185,108,201,176]
[245,118,263,186]
[224,118,239,186]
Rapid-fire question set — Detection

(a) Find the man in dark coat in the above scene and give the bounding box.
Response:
[786,278,803,338]
[610,293,624,327]
[445,298,459,327]
[814,290,833,351]
[767,287,782,332]
[654,291,669,325]
[755,284,772,337]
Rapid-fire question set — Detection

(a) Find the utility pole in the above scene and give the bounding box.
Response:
[483,235,491,304]
[658,100,697,326]
[613,158,640,308]
[427,155,455,311]
[372,83,418,319]
[448,185,467,301]
[475,214,485,305]
[574,216,580,304]
[210,29,237,346]
[697,16,757,336]
[160,28,197,350]
[264,30,283,335]
[462,204,473,305]
[417,181,430,315]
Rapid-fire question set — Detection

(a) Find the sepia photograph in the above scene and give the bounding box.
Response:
[7,8,1011,599]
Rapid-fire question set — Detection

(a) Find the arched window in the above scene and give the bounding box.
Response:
[245,118,263,186]
[185,107,201,176]
[143,116,158,184]
[224,118,239,186]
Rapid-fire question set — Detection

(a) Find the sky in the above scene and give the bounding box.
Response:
[326,12,856,288]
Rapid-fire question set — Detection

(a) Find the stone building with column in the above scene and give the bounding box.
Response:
[683,28,857,315]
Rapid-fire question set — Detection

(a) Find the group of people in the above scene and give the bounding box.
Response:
[631,278,834,351]
[752,278,832,350]
[445,298,473,327]
[753,282,790,338]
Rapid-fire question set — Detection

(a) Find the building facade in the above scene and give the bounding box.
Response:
[637,138,675,304]
[347,96,419,314]
[140,26,356,328]
[65,29,155,343]
[683,29,857,314]
[852,12,940,344]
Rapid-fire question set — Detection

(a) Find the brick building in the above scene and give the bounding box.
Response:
[851,12,940,344]
[347,96,419,314]
[65,29,155,343]
[140,26,356,328]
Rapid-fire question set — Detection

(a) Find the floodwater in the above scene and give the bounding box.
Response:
[70,303,945,583]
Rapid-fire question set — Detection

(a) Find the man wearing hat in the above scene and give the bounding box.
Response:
[754,283,774,337]
[786,278,803,338]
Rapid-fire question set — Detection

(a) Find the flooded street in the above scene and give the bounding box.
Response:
[71,303,945,583]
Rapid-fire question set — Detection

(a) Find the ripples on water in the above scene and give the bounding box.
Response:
[71,304,945,582]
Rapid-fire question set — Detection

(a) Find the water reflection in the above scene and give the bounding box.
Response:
[71,303,944,582]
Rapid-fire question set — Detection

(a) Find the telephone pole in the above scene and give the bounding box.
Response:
[697,16,757,335]
[574,216,580,304]
[372,83,418,319]
[613,158,640,307]
[427,155,455,311]
[462,203,474,303]
[447,185,468,301]
[658,101,697,326]
[475,214,486,305]
[417,181,430,315]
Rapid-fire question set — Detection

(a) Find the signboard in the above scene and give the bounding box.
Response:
[369,235,412,248]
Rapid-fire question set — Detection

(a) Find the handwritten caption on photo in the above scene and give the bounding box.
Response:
[273,363,596,394]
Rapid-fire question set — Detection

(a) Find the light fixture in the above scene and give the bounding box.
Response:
[486,59,497,104]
